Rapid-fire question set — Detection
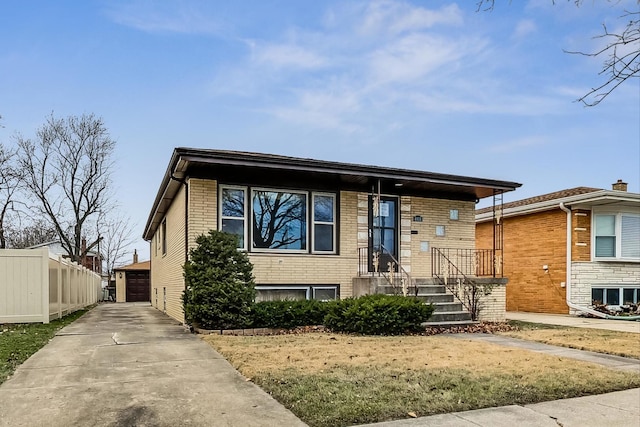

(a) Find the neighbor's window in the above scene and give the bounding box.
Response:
[594,213,640,260]
[592,286,639,306]
[220,186,247,249]
[312,193,336,253]
[252,189,307,251]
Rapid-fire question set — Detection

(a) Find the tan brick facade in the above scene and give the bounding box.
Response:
[477,209,568,314]
[149,185,187,322]
[152,178,482,324]
[409,198,476,277]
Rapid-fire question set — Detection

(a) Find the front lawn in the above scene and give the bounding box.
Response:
[204,333,640,427]
[501,320,640,359]
[0,308,91,385]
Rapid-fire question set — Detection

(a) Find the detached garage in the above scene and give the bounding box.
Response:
[115,255,151,303]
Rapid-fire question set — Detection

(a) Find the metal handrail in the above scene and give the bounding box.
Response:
[380,244,413,297]
[357,246,414,296]
[431,247,489,320]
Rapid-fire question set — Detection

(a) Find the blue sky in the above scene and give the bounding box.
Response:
[1,0,638,260]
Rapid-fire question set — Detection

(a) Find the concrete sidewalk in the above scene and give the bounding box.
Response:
[507,311,640,333]
[0,303,306,427]
[359,388,640,426]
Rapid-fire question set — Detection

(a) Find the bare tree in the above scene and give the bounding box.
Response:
[477,0,639,106]
[4,219,58,249]
[100,213,137,286]
[0,143,22,249]
[15,113,115,262]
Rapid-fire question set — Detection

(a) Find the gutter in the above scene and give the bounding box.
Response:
[559,202,640,321]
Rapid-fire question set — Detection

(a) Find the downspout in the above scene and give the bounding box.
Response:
[559,202,640,320]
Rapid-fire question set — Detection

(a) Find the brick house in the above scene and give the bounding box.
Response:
[143,148,520,324]
[476,180,640,315]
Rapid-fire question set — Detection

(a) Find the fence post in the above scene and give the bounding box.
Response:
[40,247,50,324]
[57,255,62,319]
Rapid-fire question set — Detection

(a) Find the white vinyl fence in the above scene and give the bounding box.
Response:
[0,247,101,324]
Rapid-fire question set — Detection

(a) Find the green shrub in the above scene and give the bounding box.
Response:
[182,230,255,330]
[323,294,434,335]
[252,299,328,329]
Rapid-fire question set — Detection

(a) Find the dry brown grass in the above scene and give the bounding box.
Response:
[205,333,603,378]
[500,324,640,359]
[203,332,640,426]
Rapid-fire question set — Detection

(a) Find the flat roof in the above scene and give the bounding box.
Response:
[143,148,522,240]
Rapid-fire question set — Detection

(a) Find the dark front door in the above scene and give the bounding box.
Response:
[368,195,398,272]
[126,271,150,302]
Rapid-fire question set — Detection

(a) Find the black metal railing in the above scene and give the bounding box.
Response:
[431,248,499,278]
[357,246,414,296]
[431,247,500,320]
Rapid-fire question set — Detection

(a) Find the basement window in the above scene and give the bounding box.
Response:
[592,286,639,306]
[255,285,338,302]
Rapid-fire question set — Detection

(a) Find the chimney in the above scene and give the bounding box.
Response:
[612,179,628,192]
[133,249,138,264]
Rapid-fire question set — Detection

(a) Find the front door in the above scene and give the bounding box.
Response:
[368,195,398,272]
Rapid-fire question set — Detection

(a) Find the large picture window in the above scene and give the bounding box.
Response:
[252,190,307,251]
[594,213,640,260]
[219,185,336,254]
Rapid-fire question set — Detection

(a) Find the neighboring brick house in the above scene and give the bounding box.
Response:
[143,148,520,324]
[476,180,640,315]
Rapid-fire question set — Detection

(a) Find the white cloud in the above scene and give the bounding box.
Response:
[105,1,225,35]
[359,1,463,35]
[206,0,573,133]
[251,43,327,70]
[268,88,363,133]
[513,19,537,39]
[367,34,484,85]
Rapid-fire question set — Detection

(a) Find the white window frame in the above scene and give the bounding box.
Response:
[251,187,309,253]
[254,285,339,302]
[592,211,640,262]
[312,192,337,254]
[592,286,640,306]
[218,185,340,254]
[219,185,249,251]
[255,285,311,301]
[312,286,338,301]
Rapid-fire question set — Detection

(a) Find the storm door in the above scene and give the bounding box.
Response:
[368,195,398,272]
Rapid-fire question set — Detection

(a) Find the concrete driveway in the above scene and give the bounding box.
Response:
[0,303,306,427]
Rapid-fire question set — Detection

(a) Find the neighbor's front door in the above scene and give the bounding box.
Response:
[368,195,398,272]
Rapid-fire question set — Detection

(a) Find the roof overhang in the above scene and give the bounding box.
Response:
[476,190,640,223]
[144,148,522,240]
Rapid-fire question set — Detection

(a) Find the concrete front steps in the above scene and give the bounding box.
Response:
[380,279,475,327]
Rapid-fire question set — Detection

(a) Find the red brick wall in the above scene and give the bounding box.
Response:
[477,209,568,314]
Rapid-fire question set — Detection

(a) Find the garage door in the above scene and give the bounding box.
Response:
[126,271,150,302]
